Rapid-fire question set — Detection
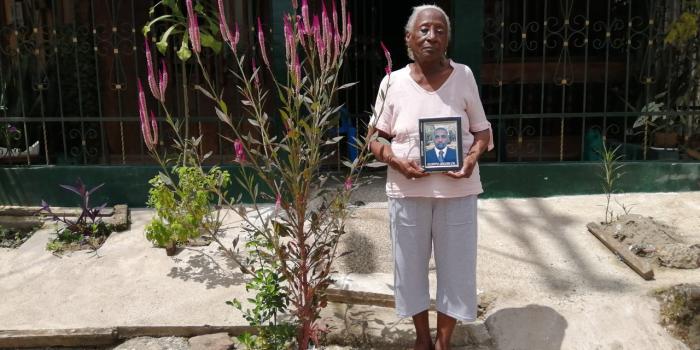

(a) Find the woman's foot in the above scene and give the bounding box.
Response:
[434,340,449,350]
[414,339,435,350]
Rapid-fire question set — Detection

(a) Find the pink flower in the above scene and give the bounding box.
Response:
[340,0,347,40]
[159,59,168,101]
[332,0,338,39]
[137,79,157,151]
[186,0,201,54]
[321,1,332,61]
[217,0,238,52]
[233,138,246,163]
[283,15,293,62]
[344,12,352,48]
[149,110,159,146]
[257,17,270,67]
[301,0,310,37]
[275,193,282,210]
[291,0,298,10]
[144,39,161,101]
[251,57,260,89]
[297,15,307,50]
[293,48,301,91]
[333,31,340,65]
[233,22,240,51]
[380,41,392,75]
[344,177,352,191]
[313,16,324,69]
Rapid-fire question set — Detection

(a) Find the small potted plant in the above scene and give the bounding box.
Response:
[633,101,681,159]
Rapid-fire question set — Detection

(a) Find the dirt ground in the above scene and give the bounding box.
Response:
[594,214,700,269]
[1,190,700,349]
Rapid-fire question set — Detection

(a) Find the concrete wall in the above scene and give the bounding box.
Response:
[1,163,699,207]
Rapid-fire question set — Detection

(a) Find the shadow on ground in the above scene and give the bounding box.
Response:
[167,248,245,289]
[485,304,567,350]
[481,198,635,293]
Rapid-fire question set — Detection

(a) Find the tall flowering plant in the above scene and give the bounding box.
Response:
[140,0,392,347]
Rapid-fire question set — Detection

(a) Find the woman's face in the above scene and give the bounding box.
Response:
[406,9,448,63]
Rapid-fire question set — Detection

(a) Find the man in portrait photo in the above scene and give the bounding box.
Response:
[425,127,457,165]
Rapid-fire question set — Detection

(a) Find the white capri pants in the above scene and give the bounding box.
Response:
[388,195,478,322]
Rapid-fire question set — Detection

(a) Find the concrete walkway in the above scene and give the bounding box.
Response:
[1,189,699,349]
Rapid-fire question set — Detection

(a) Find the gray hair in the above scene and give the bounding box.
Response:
[404,4,451,60]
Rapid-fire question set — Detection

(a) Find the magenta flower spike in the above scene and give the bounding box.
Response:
[331,0,338,39]
[217,0,236,52]
[159,59,168,101]
[297,16,307,50]
[301,0,310,37]
[380,41,392,75]
[251,57,260,89]
[344,12,352,48]
[321,1,331,51]
[149,110,159,146]
[344,177,352,191]
[313,15,325,69]
[283,14,293,62]
[333,31,341,65]
[233,138,246,163]
[186,0,201,54]
[144,39,161,101]
[257,17,270,67]
[137,79,155,151]
[340,0,347,41]
[233,22,240,50]
[293,47,301,91]
[275,193,282,210]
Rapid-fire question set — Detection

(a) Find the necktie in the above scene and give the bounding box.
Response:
[438,150,444,162]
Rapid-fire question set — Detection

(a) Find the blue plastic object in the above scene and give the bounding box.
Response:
[336,107,358,161]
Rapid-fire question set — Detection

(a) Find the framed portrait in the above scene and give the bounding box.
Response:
[419,117,463,172]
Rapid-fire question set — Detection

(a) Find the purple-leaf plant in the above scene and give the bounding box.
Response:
[40,178,108,237]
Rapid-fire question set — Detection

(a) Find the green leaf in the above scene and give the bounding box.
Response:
[195,85,216,101]
[201,33,222,54]
[337,81,358,90]
[215,107,230,124]
[158,172,174,187]
[325,136,344,145]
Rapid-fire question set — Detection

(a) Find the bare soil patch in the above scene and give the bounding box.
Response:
[599,214,700,269]
[656,283,700,350]
[0,226,38,248]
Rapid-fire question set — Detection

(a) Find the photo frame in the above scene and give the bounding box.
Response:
[419,117,463,172]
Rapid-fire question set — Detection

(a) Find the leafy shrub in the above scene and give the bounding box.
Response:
[146,166,230,248]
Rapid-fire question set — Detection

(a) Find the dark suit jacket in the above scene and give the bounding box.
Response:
[425,147,457,164]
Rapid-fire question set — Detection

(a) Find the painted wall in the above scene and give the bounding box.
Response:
[451,0,484,84]
[1,163,698,207]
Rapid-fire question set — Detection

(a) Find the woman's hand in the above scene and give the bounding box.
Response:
[390,158,430,180]
[445,153,477,179]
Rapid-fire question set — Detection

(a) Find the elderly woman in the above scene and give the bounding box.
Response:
[368,5,493,350]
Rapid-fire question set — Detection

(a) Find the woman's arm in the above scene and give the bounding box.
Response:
[445,129,490,179]
[367,127,429,179]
